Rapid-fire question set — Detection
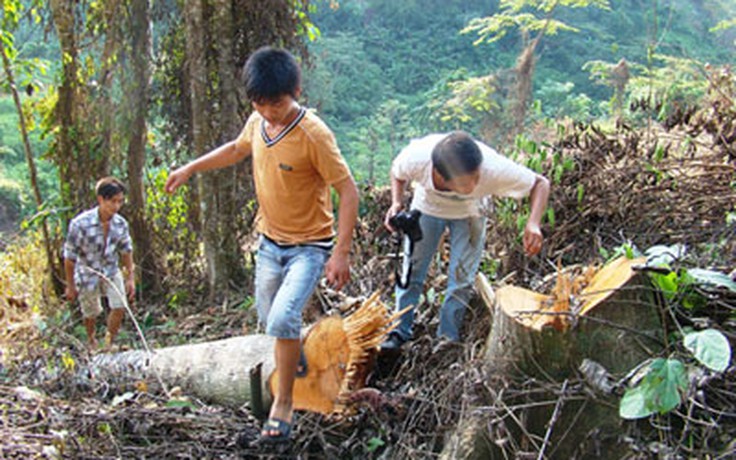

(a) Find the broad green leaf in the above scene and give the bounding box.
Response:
[647,358,687,413]
[619,385,655,419]
[686,268,736,293]
[684,329,732,372]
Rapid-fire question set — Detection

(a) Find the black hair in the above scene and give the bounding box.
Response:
[431,131,483,180]
[96,177,126,199]
[243,46,301,103]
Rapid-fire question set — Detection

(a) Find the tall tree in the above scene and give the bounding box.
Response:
[163,0,314,298]
[0,1,63,294]
[463,0,611,138]
[49,0,100,214]
[123,0,160,293]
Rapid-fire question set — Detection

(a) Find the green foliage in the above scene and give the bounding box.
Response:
[618,242,734,420]
[683,329,731,372]
[462,0,611,45]
[146,168,201,283]
[619,358,687,419]
[644,244,735,310]
[626,55,709,121]
[620,327,732,419]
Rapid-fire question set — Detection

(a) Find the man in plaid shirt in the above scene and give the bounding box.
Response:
[63,177,135,349]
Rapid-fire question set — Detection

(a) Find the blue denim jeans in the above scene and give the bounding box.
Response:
[393,213,486,342]
[254,236,329,339]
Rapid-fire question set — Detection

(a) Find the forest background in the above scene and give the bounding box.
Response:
[0,0,735,458]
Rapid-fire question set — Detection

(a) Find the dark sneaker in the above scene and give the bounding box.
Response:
[380,333,406,351]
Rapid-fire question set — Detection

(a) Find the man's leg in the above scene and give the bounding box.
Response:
[79,289,104,348]
[261,245,327,434]
[105,272,128,346]
[106,309,125,346]
[391,213,446,343]
[84,317,98,348]
[265,337,300,435]
[437,216,486,341]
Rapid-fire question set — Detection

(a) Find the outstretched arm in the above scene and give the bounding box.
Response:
[523,174,550,256]
[164,141,250,193]
[324,175,359,290]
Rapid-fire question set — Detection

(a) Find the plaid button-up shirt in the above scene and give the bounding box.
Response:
[63,207,133,292]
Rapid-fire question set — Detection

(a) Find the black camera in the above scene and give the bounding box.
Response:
[389,209,423,242]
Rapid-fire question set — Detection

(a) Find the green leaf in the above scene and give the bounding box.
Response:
[619,385,655,419]
[650,272,679,299]
[684,329,732,372]
[685,268,736,293]
[166,399,197,410]
[647,358,687,413]
[620,358,688,419]
[366,436,385,452]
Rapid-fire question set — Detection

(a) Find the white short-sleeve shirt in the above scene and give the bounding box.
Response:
[391,133,537,219]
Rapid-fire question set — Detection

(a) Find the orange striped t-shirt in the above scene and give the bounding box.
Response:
[234,108,351,244]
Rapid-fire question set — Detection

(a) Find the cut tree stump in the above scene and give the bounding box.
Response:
[442,256,665,460]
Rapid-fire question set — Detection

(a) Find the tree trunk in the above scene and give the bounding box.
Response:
[95,0,123,179]
[443,259,665,459]
[50,0,80,212]
[91,335,276,409]
[0,39,63,296]
[211,0,247,287]
[184,0,235,300]
[124,0,161,294]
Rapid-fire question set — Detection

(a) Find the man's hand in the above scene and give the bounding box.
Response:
[523,222,543,256]
[383,203,403,232]
[125,277,136,302]
[164,166,193,194]
[324,252,350,290]
[65,284,78,302]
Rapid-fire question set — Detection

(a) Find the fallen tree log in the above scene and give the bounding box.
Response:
[90,292,398,415]
[442,256,665,459]
[90,334,277,409]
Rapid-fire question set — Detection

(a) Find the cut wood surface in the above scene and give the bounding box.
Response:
[443,256,664,460]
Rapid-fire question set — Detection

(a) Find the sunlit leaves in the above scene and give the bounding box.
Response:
[684,329,732,373]
[464,0,609,45]
[710,18,736,33]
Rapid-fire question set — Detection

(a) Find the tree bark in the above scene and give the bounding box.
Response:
[91,335,276,409]
[124,0,161,293]
[184,0,238,300]
[50,0,80,212]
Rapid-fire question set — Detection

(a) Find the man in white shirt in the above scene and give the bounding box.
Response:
[382,131,550,349]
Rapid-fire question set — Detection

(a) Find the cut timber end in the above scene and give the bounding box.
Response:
[491,256,647,331]
[271,290,394,414]
[578,256,646,315]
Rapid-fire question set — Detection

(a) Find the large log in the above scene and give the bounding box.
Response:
[90,292,398,415]
[91,335,276,409]
[442,257,664,459]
